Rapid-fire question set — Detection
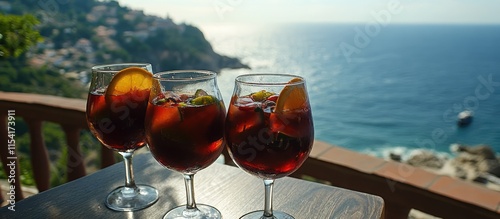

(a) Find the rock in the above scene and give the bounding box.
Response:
[473,173,500,191]
[472,175,488,184]
[488,165,500,178]
[453,166,468,180]
[219,55,251,70]
[403,144,500,192]
[454,144,496,160]
[444,144,500,183]
[389,152,402,162]
[406,150,446,170]
[478,159,500,174]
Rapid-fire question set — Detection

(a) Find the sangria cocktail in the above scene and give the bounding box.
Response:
[87,88,149,151]
[145,70,225,219]
[225,74,314,219]
[86,63,158,211]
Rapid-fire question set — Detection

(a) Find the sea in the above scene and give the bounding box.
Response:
[202,23,500,159]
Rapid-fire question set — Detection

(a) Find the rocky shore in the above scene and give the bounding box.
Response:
[389,144,500,191]
[387,144,500,219]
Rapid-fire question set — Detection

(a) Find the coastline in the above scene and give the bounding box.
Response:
[388,144,500,191]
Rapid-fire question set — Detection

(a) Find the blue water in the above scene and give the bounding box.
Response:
[205,23,500,158]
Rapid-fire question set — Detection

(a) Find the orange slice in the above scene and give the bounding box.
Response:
[105,67,153,106]
[275,77,307,113]
[106,67,153,96]
[150,78,162,101]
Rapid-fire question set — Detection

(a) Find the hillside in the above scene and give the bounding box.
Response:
[0,0,250,188]
[1,0,249,76]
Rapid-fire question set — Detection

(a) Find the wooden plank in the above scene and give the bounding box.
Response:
[0,92,88,128]
[293,156,500,219]
[0,152,384,218]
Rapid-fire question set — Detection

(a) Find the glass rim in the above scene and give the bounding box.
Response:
[91,63,152,73]
[235,73,305,86]
[153,70,216,81]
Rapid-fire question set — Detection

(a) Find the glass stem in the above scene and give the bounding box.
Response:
[119,152,138,195]
[263,179,275,217]
[183,173,197,210]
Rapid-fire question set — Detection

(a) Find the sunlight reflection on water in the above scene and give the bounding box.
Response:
[208,23,500,158]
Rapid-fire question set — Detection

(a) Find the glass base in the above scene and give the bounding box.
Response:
[163,204,222,219]
[240,211,295,219]
[105,184,159,212]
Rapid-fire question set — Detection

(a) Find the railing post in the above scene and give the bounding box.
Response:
[100,145,115,168]
[222,146,233,166]
[61,125,86,181]
[24,118,50,192]
[381,200,411,219]
[0,113,24,201]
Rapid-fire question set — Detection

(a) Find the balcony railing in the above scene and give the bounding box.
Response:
[0,92,115,200]
[1,91,500,218]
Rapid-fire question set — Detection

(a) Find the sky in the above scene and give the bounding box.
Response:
[117,0,500,28]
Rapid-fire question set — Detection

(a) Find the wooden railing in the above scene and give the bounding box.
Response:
[287,143,500,219]
[1,92,500,218]
[0,92,115,201]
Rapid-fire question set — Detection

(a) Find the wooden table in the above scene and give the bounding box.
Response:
[0,152,384,218]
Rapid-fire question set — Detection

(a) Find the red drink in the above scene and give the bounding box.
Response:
[145,94,225,173]
[86,90,149,151]
[86,64,160,212]
[225,94,314,179]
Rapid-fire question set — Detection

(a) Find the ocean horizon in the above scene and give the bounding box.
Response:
[204,23,500,159]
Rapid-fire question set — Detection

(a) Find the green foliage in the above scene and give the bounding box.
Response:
[18,154,35,186]
[0,153,36,186]
[0,59,86,98]
[50,146,68,187]
[0,14,43,58]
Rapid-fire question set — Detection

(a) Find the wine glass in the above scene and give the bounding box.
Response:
[145,70,226,219]
[225,74,314,219]
[86,63,159,211]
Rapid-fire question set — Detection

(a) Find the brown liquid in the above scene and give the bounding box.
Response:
[225,96,314,179]
[86,90,149,151]
[145,100,225,173]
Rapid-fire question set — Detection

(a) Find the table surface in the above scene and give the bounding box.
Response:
[0,152,384,219]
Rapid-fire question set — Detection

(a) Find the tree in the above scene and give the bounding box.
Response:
[0,14,43,58]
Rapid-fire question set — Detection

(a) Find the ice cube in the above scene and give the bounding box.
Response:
[236,97,261,109]
[156,91,182,105]
[262,100,276,113]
